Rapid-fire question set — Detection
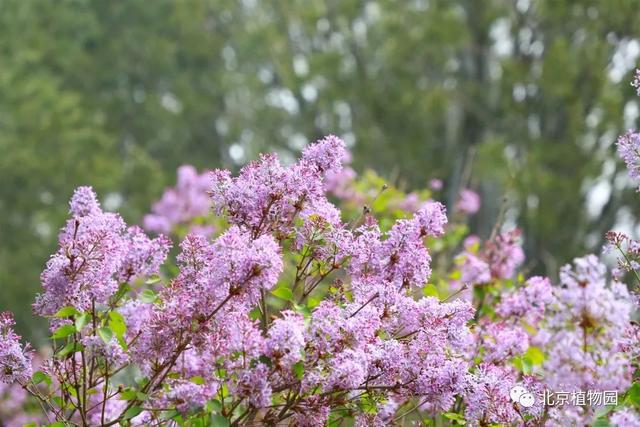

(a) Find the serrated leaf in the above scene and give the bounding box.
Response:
[51,324,76,339]
[271,287,293,301]
[211,414,230,427]
[98,327,113,344]
[53,306,80,318]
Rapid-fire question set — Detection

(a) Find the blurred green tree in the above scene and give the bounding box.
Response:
[2,0,640,339]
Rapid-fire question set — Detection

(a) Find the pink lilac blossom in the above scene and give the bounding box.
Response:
[265,310,306,370]
[537,255,634,424]
[34,187,169,317]
[0,312,32,384]
[0,382,43,427]
[610,408,640,427]
[456,188,481,215]
[482,228,525,280]
[496,276,554,324]
[131,228,281,370]
[143,165,212,235]
[480,320,529,363]
[464,364,519,425]
[211,136,346,237]
[617,130,640,184]
[429,178,443,190]
[118,225,171,282]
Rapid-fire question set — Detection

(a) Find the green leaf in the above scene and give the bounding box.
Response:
[190,376,205,385]
[592,418,611,427]
[47,422,66,427]
[625,382,640,408]
[422,283,439,298]
[32,370,51,385]
[524,346,545,365]
[56,342,81,358]
[75,313,89,332]
[443,412,467,425]
[211,414,230,427]
[53,306,80,318]
[146,275,161,285]
[271,287,293,301]
[122,405,143,420]
[98,327,113,344]
[51,324,76,339]
[258,355,273,368]
[306,296,321,309]
[140,289,157,303]
[292,361,304,380]
[108,311,127,338]
[206,399,222,413]
[119,389,138,401]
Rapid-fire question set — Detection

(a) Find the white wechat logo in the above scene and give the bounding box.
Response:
[510,385,535,408]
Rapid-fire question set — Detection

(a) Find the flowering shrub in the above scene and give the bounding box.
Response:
[2,89,640,426]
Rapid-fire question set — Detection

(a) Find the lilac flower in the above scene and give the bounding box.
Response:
[157,380,218,414]
[464,364,519,425]
[324,348,368,391]
[496,276,554,323]
[610,408,640,427]
[483,229,525,280]
[118,225,171,282]
[69,186,102,217]
[144,165,212,235]
[34,187,169,317]
[232,363,272,408]
[266,311,306,369]
[456,188,481,215]
[211,136,347,237]
[86,390,127,425]
[0,313,32,384]
[537,255,634,423]
[480,320,529,363]
[455,251,491,286]
[617,130,640,184]
[429,178,443,190]
[300,134,347,175]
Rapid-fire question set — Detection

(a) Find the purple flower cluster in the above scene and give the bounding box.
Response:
[34,187,171,317]
[617,130,640,185]
[144,165,213,235]
[0,313,32,384]
[536,255,635,424]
